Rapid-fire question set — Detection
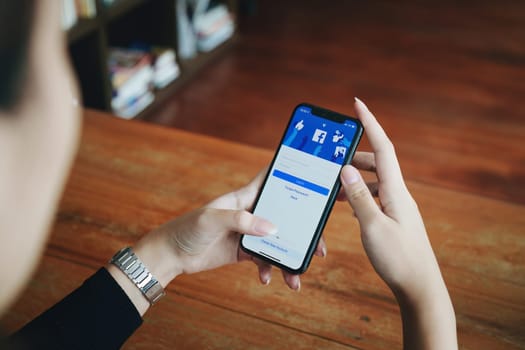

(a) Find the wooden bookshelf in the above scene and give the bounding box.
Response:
[134,35,238,119]
[67,0,238,117]
[67,18,100,42]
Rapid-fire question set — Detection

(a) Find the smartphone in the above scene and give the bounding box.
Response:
[240,103,363,274]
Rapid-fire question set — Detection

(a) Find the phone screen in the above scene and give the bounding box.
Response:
[241,104,362,273]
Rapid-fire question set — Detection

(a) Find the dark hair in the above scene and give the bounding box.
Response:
[0,0,36,110]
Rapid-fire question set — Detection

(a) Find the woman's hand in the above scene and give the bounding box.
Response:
[338,98,457,350]
[131,168,326,294]
[340,101,441,299]
[203,169,326,291]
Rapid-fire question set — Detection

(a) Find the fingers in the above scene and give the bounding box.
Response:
[336,181,378,201]
[247,255,301,290]
[354,98,405,192]
[340,165,383,227]
[207,208,278,237]
[340,150,377,201]
[314,237,327,257]
[352,151,376,172]
[282,270,301,291]
[251,258,272,285]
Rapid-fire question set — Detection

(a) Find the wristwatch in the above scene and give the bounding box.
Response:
[110,247,165,305]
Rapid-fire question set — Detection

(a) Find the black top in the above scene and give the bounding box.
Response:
[6,268,142,350]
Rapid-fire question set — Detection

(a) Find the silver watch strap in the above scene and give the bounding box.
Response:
[110,247,165,305]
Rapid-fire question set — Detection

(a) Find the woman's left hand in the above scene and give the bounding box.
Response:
[133,168,327,291]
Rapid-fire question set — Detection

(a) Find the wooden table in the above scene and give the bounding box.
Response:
[2,109,524,349]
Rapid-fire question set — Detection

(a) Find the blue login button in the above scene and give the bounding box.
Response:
[272,169,329,196]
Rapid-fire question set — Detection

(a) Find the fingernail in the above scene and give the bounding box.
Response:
[263,275,271,285]
[354,96,367,109]
[322,246,327,258]
[255,219,278,235]
[295,280,301,292]
[341,166,360,185]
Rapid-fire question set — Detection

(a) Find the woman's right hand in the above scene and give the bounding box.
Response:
[339,98,457,350]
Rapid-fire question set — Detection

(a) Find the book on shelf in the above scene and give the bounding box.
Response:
[109,48,154,118]
[109,48,153,88]
[108,46,180,118]
[75,0,97,18]
[176,0,198,59]
[194,3,234,52]
[61,0,78,30]
[61,0,97,30]
[101,0,117,7]
[115,91,155,120]
[176,0,234,58]
[110,63,154,111]
[152,47,180,89]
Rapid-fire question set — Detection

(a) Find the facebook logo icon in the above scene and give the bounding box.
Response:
[312,129,327,144]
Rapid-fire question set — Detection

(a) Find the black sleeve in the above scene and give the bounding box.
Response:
[8,268,143,350]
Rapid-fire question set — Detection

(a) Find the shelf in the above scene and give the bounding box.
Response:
[179,34,238,77]
[67,0,239,117]
[67,18,99,42]
[135,35,238,119]
[101,0,148,21]
[66,0,147,44]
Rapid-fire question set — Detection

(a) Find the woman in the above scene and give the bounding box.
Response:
[0,1,457,349]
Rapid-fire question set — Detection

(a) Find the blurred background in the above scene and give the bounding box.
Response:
[66,0,524,202]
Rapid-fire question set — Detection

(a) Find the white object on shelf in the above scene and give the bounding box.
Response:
[114,91,155,119]
[153,48,180,88]
[196,18,234,52]
[61,0,78,30]
[176,0,197,59]
[193,4,234,52]
[155,49,177,69]
[154,64,180,88]
[193,0,210,22]
[111,65,154,111]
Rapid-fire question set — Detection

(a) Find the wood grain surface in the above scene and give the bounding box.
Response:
[146,0,525,205]
[2,110,524,349]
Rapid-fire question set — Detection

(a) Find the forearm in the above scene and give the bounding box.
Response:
[395,279,457,350]
[106,264,152,316]
[10,268,143,350]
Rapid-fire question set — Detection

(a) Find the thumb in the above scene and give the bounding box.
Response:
[210,209,278,237]
[340,165,382,227]
[174,209,278,256]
